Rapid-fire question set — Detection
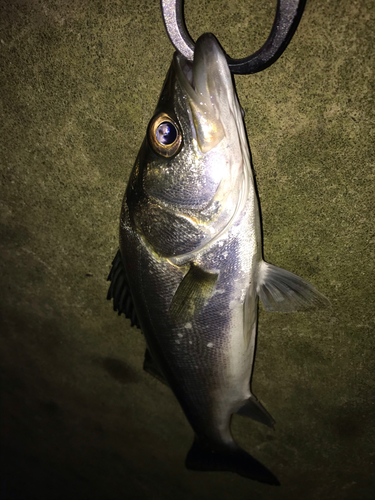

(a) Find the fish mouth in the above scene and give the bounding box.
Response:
[166,34,250,266]
[177,56,194,88]
[174,33,234,153]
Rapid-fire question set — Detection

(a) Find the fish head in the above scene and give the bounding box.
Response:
[125,33,250,259]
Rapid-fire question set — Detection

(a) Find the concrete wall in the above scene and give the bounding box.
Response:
[1,0,374,498]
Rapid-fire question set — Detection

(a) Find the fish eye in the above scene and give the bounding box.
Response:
[148,113,182,158]
[156,122,177,145]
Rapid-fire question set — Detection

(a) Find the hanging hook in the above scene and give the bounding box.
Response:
[160,0,306,75]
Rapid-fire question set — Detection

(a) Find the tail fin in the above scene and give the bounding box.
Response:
[185,438,280,486]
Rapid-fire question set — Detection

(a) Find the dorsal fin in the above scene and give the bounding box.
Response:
[143,349,169,386]
[107,250,141,329]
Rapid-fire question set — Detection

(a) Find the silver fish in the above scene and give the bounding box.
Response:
[108,33,328,485]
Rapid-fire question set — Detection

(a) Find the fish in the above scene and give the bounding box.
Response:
[107,33,329,485]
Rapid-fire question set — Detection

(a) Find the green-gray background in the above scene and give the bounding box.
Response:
[1,1,374,499]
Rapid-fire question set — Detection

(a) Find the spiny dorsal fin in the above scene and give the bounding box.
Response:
[169,263,219,323]
[107,250,141,329]
[257,261,330,313]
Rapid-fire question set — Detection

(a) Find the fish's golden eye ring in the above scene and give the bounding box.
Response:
[148,113,182,158]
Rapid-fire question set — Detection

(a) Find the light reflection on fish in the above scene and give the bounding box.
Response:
[108,33,329,485]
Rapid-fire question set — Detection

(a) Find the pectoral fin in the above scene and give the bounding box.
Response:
[169,264,219,323]
[257,261,330,312]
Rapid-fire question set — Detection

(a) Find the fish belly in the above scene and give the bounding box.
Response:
[120,196,260,445]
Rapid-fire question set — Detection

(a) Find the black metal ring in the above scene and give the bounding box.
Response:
[160,0,306,75]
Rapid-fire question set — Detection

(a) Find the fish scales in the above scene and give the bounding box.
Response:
[109,33,329,485]
[121,196,257,441]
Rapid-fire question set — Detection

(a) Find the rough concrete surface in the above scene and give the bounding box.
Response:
[1,0,374,499]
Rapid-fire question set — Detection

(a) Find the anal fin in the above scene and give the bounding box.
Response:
[236,395,275,428]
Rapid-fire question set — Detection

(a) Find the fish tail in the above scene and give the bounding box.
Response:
[185,437,280,486]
